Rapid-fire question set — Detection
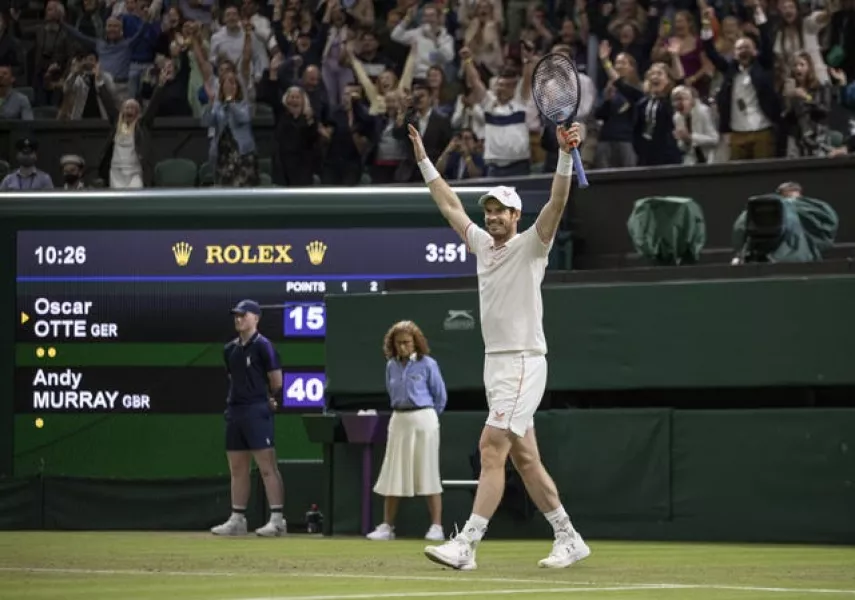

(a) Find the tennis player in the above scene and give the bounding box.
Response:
[211,299,287,537]
[407,123,590,570]
[366,320,448,542]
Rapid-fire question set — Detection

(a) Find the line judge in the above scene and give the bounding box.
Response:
[366,320,448,542]
[211,299,287,537]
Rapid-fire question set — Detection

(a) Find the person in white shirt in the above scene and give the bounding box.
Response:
[390,2,455,79]
[671,85,719,164]
[407,122,591,571]
[209,5,269,83]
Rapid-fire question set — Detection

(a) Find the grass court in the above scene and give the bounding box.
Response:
[1,532,853,599]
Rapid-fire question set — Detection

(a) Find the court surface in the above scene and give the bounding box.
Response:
[1,532,853,600]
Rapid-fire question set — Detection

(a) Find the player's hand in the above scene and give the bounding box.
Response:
[407,124,428,162]
[558,123,581,153]
[269,397,278,412]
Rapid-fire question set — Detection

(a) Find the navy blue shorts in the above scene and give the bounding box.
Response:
[225,403,275,451]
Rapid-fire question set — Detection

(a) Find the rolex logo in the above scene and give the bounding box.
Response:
[306,241,327,266]
[172,242,193,267]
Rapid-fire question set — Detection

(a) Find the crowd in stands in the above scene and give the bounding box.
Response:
[0,0,854,190]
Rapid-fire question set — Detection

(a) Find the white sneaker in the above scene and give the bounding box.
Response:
[424,524,444,542]
[424,532,477,570]
[538,532,591,568]
[366,523,395,541]
[255,518,287,537]
[211,514,248,536]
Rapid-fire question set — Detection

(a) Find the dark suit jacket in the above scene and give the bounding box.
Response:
[703,22,781,134]
[392,109,452,182]
[614,79,682,166]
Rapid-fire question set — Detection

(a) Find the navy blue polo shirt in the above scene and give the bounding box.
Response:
[224,332,282,407]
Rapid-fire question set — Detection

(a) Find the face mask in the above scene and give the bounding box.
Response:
[63,172,81,185]
[17,153,36,168]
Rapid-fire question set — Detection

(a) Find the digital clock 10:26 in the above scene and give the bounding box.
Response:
[34,246,87,265]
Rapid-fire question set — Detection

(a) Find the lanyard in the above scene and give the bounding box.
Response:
[17,172,36,190]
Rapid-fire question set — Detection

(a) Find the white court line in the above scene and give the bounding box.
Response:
[0,567,596,586]
[2,567,855,596]
[235,586,688,600]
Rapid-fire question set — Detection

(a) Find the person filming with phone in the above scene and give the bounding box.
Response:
[435,128,485,180]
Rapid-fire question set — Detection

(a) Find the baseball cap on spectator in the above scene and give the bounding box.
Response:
[479,186,523,211]
[230,299,262,315]
[60,154,85,168]
[16,138,38,153]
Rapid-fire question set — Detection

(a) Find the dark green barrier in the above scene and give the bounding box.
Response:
[0,460,322,531]
[329,409,855,544]
[331,409,671,535]
[42,476,240,530]
[670,409,855,542]
[0,477,43,529]
[327,275,855,394]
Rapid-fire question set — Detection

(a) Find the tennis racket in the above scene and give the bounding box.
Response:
[531,53,589,188]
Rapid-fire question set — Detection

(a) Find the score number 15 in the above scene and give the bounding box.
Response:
[284,303,326,337]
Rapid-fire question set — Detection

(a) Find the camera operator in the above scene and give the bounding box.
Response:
[58,51,118,121]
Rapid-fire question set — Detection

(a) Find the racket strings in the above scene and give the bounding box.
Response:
[532,56,580,123]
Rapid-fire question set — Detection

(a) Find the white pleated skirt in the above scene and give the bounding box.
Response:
[373,408,443,497]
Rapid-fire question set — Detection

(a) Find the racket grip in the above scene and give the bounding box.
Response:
[571,147,589,189]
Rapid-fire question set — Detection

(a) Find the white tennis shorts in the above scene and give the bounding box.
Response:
[373,408,443,497]
[484,352,547,437]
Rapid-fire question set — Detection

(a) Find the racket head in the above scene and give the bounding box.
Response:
[531,53,582,128]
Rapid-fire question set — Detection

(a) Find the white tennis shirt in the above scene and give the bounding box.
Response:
[464,222,553,355]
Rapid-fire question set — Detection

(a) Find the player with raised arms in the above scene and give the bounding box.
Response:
[408,120,591,570]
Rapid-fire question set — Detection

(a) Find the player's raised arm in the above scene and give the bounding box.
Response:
[534,123,581,245]
[408,124,473,240]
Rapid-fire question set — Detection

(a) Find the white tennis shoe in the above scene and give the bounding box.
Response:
[255,518,287,537]
[424,530,477,570]
[538,532,591,568]
[424,524,445,542]
[366,523,395,541]
[210,514,247,536]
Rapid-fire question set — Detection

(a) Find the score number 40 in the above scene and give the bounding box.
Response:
[283,372,326,406]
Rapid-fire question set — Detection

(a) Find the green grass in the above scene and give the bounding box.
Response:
[16,342,325,367]
[0,532,853,599]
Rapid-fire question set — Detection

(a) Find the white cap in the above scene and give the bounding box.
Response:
[478,186,523,211]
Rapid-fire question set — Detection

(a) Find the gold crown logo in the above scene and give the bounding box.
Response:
[306,241,327,266]
[172,242,193,267]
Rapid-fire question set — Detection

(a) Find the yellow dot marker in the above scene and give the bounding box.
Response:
[35,347,45,358]
[35,418,44,429]
[47,347,57,358]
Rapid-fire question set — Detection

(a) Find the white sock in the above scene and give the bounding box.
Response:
[544,505,575,537]
[460,514,489,544]
[270,506,284,522]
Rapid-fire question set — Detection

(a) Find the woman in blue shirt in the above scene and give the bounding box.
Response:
[367,320,448,543]
[201,70,260,186]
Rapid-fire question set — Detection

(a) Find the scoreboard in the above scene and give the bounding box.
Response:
[15,228,475,414]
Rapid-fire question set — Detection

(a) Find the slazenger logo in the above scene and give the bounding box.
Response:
[443,310,475,331]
